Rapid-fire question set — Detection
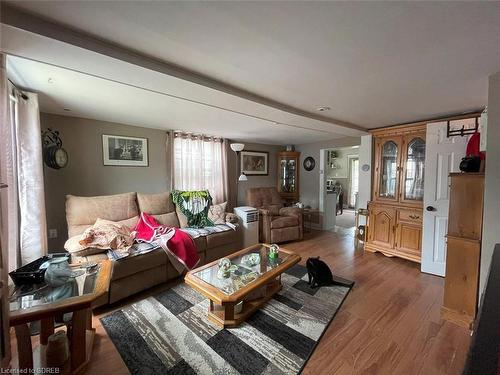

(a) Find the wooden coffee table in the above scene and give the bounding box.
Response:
[185,244,301,328]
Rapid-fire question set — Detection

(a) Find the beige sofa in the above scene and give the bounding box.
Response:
[65,191,242,305]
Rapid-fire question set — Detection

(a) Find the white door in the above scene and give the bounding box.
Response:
[421,122,469,276]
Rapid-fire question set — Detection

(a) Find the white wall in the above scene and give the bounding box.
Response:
[480,71,500,294]
[295,136,361,209]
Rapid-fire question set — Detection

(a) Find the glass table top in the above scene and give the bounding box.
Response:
[9,263,101,312]
[192,245,291,295]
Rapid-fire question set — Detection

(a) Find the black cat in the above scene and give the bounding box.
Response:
[306,257,354,289]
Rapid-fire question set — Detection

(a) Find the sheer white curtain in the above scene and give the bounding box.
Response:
[0,62,19,272]
[0,61,47,271]
[171,132,228,204]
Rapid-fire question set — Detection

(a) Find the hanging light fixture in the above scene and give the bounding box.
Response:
[230,143,247,182]
[230,143,245,152]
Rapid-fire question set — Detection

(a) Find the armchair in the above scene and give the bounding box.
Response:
[246,187,303,243]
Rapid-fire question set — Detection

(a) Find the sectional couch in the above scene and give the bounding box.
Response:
[65,191,242,305]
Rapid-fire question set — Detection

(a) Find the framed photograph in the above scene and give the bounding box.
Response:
[102,134,148,166]
[240,150,269,175]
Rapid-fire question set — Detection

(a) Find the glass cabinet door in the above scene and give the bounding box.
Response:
[378,140,398,199]
[279,158,296,193]
[403,137,425,201]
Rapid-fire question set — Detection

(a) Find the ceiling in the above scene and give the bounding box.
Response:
[3,1,500,142]
[8,55,342,144]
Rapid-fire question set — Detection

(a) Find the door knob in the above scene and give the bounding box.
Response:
[426,206,436,212]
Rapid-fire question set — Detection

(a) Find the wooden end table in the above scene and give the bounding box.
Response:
[185,244,300,328]
[9,260,112,374]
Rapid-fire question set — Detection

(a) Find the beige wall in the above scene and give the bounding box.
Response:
[481,71,500,295]
[41,113,170,249]
[42,113,282,249]
[227,142,283,207]
[295,136,362,208]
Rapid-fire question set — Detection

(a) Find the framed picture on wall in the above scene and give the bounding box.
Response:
[241,150,269,175]
[102,134,149,166]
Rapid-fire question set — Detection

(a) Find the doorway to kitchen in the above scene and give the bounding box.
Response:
[348,156,359,209]
[320,146,359,230]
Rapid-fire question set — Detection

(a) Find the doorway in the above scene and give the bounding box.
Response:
[348,156,359,209]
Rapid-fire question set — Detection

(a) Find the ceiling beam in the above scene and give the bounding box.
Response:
[1,3,366,132]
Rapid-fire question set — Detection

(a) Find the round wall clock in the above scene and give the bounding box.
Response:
[42,128,68,169]
[303,156,315,171]
[44,146,69,169]
[361,164,370,172]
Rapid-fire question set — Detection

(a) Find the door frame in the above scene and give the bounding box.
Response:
[347,155,359,208]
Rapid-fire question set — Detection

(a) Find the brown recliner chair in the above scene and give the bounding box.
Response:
[246,187,303,244]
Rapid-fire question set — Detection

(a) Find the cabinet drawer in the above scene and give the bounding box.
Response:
[398,209,422,223]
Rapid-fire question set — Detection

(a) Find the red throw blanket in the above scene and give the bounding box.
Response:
[133,212,200,271]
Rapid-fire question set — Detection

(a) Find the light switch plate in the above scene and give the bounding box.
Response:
[48,229,58,239]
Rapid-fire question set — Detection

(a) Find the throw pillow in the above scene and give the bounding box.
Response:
[208,202,227,224]
[172,190,214,228]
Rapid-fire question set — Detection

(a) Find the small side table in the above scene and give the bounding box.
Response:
[355,208,369,247]
[302,209,320,233]
[9,260,112,373]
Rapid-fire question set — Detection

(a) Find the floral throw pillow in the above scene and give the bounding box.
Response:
[172,190,214,228]
[208,202,227,225]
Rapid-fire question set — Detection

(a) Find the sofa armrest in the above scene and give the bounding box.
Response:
[259,208,271,216]
[279,207,302,218]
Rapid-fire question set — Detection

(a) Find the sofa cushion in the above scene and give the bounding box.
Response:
[264,205,281,216]
[111,238,205,280]
[137,192,180,227]
[66,192,139,237]
[206,230,238,249]
[246,187,283,208]
[152,213,180,228]
[271,216,299,229]
[112,248,168,280]
[109,264,169,304]
[192,235,207,252]
[137,192,175,215]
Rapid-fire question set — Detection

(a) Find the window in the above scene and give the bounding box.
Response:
[172,132,227,204]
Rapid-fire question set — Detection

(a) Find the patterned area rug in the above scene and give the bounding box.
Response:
[100,265,353,375]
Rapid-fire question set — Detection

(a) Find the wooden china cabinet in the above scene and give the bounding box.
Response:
[277,151,300,204]
[366,123,426,263]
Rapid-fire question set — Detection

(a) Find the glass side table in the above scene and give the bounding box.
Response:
[9,260,112,373]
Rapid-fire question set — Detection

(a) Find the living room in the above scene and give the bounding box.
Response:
[1,2,500,375]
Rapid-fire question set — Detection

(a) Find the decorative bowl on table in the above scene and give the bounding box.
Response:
[217,258,237,279]
[241,253,260,267]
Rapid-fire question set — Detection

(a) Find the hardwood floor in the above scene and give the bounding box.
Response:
[12,228,471,374]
